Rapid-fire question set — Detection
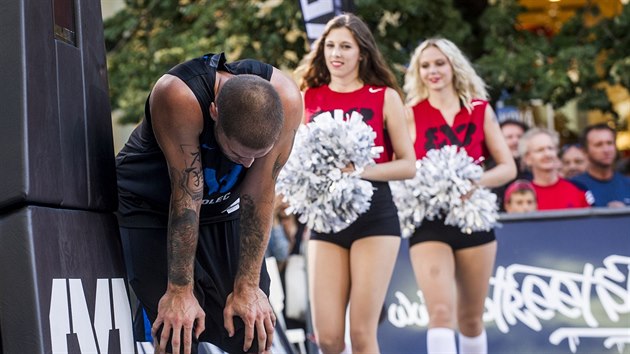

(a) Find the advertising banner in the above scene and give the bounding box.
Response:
[297,0,355,46]
[379,210,630,353]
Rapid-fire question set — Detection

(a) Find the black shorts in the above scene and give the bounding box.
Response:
[119,219,270,354]
[310,181,401,249]
[408,217,496,250]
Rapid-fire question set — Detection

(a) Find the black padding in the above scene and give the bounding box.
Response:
[0,206,127,354]
[0,0,116,212]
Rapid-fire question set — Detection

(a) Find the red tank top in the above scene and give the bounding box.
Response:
[304,84,393,164]
[412,99,489,161]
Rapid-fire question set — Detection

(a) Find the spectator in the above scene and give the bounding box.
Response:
[617,156,630,177]
[504,179,537,213]
[519,128,592,210]
[572,123,630,207]
[559,143,588,179]
[491,119,531,211]
[500,119,529,168]
[265,194,300,271]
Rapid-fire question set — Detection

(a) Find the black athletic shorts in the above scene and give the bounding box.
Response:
[408,217,496,250]
[119,219,270,354]
[310,181,401,249]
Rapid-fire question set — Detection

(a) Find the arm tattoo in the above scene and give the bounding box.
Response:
[179,146,203,201]
[236,194,266,285]
[271,156,283,181]
[167,207,198,286]
[272,128,298,181]
[165,145,204,286]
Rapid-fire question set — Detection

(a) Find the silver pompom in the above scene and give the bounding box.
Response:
[276,111,383,233]
[391,145,499,236]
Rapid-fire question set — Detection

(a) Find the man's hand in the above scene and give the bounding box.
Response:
[607,200,626,208]
[223,287,276,353]
[152,288,205,354]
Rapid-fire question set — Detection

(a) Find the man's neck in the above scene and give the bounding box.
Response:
[533,169,559,186]
[587,164,614,181]
[214,71,234,97]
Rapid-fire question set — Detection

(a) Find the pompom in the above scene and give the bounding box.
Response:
[276,111,383,233]
[391,145,499,236]
[445,187,499,235]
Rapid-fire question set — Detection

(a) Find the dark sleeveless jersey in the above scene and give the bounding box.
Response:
[116,53,273,227]
[304,84,393,164]
[412,99,489,161]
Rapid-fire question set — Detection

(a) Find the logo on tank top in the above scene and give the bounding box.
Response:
[369,87,384,93]
[201,144,243,205]
[313,108,374,122]
[425,123,477,150]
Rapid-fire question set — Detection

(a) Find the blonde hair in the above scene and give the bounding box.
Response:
[403,38,488,112]
[518,127,559,158]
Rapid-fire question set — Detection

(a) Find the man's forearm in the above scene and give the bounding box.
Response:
[167,158,203,287]
[167,207,199,286]
[235,193,270,289]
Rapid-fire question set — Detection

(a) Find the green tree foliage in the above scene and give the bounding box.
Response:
[595,4,630,90]
[104,0,470,124]
[475,0,629,122]
[355,0,471,79]
[105,0,629,126]
[475,0,552,104]
[105,0,307,124]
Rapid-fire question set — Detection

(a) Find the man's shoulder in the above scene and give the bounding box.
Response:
[558,178,593,205]
[571,172,593,185]
[152,75,197,108]
[568,175,591,190]
[269,69,301,104]
[613,172,630,183]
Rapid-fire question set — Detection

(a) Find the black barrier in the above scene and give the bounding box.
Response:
[378,208,630,353]
[0,0,116,212]
[0,206,133,353]
[0,0,125,352]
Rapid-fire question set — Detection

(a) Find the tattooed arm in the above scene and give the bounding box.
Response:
[148,74,206,354]
[222,67,303,352]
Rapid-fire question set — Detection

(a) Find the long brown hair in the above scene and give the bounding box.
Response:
[295,13,402,97]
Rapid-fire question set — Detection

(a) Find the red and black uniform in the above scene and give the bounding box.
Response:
[304,84,400,248]
[409,99,496,250]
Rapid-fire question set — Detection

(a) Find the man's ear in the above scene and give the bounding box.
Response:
[523,153,532,168]
[209,102,218,122]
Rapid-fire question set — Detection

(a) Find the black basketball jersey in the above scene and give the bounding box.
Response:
[116,53,273,227]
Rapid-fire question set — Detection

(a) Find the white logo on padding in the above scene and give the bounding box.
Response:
[49,278,135,353]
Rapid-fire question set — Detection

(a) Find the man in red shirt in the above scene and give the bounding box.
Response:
[518,128,592,210]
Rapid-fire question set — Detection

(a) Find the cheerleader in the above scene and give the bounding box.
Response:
[403,38,516,353]
[295,13,415,354]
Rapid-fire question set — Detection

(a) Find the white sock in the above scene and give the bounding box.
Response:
[458,330,487,354]
[427,327,457,354]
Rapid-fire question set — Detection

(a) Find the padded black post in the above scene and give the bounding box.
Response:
[0,206,133,353]
[0,0,130,352]
[0,0,116,212]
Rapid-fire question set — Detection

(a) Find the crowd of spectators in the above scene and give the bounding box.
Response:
[495,120,630,214]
